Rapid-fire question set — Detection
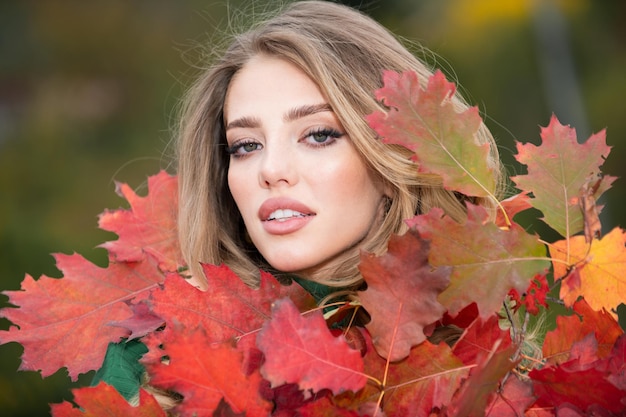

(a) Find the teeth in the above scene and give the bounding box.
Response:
[268,209,306,221]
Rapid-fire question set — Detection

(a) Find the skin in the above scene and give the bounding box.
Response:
[224,55,387,282]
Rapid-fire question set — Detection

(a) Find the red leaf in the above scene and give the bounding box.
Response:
[407,204,549,318]
[366,70,496,198]
[452,314,513,365]
[358,228,450,361]
[143,265,314,359]
[346,340,469,417]
[530,359,626,413]
[257,298,367,397]
[145,331,272,416]
[98,171,185,273]
[446,341,518,417]
[50,382,167,417]
[0,253,164,380]
[485,375,536,417]
[542,299,623,366]
[511,115,615,238]
[508,273,549,315]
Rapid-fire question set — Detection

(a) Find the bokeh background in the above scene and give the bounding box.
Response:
[1,0,624,415]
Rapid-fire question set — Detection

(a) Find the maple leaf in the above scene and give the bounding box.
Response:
[0,253,164,380]
[142,264,314,360]
[511,115,615,238]
[257,298,367,397]
[50,382,167,417]
[358,228,450,361]
[98,170,185,273]
[550,227,626,316]
[145,330,272,416]
[366,70,496,198]
[407,204,550,318]
[542,299,623,365]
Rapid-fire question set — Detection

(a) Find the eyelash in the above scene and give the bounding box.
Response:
[225,127,344,158]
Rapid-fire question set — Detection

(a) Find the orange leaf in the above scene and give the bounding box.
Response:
[551,227,626,316]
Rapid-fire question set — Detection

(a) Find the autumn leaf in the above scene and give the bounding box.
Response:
[50,382,166,417]
[257,298,367,397]
[511,115,615,238]
[446,341,518,417]
[529,348,626,413]
[142,264,314,359]
[508,274,550,315]
[145,330,272,416]
[542,299,623,365]
[550,227,626,316]
[358,228,450,361]
[98,170,185,273]
[452,314,513,366]
[366,70,496,198]
[340,339,469,417]
[0,253,164,380]
[407,204,550,318]
[495,192,533,228]
[485,375,536,417]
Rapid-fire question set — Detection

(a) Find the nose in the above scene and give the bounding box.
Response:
[258,139,297,188]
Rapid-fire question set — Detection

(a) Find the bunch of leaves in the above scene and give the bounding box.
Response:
[1,69,625,416]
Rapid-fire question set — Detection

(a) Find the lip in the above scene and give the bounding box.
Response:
[258,197,315,235]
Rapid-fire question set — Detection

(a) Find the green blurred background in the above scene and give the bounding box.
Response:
[1,0,624,415]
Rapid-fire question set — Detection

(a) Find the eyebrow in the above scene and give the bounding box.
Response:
[225,103,333,131]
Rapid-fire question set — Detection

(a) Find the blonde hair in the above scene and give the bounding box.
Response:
[176,1,504,290]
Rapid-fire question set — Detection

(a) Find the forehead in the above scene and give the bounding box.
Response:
[224,55,326,122]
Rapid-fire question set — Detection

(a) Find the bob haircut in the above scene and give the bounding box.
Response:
[176,0,503,290]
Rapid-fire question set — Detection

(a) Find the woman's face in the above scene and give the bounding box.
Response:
[224,55,386,281]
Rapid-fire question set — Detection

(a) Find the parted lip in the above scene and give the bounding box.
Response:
[258,197,315,221]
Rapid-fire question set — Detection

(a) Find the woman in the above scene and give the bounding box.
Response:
[176,0,503,293]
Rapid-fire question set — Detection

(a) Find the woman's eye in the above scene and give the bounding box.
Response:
[304,128,343,146]
[226,140,262,156]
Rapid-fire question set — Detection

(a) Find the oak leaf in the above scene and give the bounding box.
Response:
[550,227,626,316]
[345,339,469,417]
[358,228,450,361]
[98,170,184,273]
[495,192,533,228]
[452,314,513,365]
[366,70,496,198]
[50,382,166,417]
[257,298,367,397]
[143,264,314,359]
[407,204,549,318]
[542,299,623,365]
[446,341,518,417]
[0,253,164,380]
[145,330,272,416]
[511,115,615,238]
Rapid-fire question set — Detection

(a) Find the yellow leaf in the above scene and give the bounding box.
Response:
[550,227,626,317]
